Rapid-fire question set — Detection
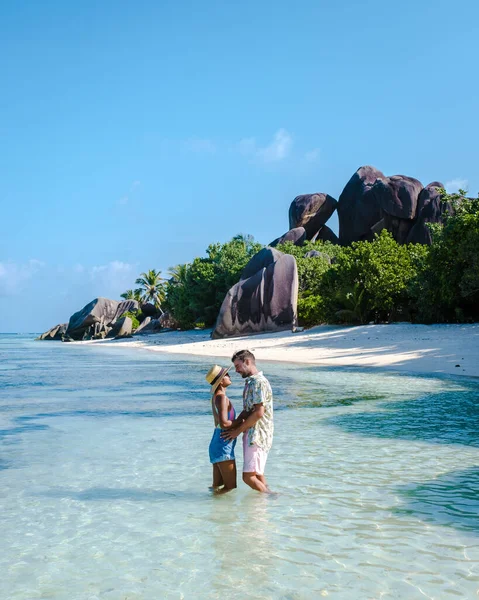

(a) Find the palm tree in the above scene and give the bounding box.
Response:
[168,263,190,284]
[120,289,143,303]
[334,283,368,324]
[135,269,166,314]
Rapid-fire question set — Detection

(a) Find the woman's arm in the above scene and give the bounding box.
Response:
[215,393,234,429]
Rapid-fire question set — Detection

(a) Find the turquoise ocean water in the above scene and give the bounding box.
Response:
[1,333,479,599]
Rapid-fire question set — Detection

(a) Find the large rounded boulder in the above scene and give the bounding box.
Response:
[370,174,423,243]
[270,227,307,248]
[406,182,450,244]
[212,248,298,339]
[65,297,120,340]
[36,323,67,341]
[111,299,139,322]
[289,193,338,239]
[337,165,385,245]
[311,224,339,244]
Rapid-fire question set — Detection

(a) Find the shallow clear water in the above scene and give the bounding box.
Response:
[1,334,479,599]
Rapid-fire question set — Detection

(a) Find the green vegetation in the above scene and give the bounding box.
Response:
[135,269,166,313]
[164,234,262,329]
[319,230,428,324]
[412,190,479,323]
[122,311,140,330]
[119,190,479,330]
[120,289,143,303]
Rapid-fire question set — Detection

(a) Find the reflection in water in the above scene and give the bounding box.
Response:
[208,493,276,598]
[2,335,479,598]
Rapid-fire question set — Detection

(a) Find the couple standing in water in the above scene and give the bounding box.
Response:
[205,350,274,494]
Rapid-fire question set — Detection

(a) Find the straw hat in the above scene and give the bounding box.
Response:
[206,364,231,394]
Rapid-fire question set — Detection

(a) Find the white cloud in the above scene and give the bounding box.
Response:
[88,261,137,290]
[445,178,468,193]
[304,148,320,163]
[0,259,45,296]
[239,129,293,163]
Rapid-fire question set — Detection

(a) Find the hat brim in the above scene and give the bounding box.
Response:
[210,365,231,395]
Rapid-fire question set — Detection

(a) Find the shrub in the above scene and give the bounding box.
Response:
[320,230,428,323]
[276,240,338,326]
[164,235,263,329]
[414,189,479,322]
[123,311,140,330]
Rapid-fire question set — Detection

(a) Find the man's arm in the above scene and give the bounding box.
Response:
[221,404,264,440]
[229,409,250,429]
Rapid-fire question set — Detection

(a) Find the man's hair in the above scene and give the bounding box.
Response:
[231,349,256,363]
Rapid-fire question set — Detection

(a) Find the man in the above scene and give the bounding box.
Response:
[221,350,273,493]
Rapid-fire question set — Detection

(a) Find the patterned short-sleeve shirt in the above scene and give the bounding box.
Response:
[243,371,274,451]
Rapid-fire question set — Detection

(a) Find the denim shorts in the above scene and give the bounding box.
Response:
[209,428,237,464]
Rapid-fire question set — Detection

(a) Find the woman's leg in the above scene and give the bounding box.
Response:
[210,463,224,489]
[215,460,237,493]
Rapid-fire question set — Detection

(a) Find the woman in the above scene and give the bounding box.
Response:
[205,364,237,493]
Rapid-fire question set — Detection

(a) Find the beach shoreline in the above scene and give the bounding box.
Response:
[85,323,479,379]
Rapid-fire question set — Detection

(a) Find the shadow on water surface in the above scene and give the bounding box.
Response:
[394,466,479,535]
[37,487,205,502]
[326,387,479,447]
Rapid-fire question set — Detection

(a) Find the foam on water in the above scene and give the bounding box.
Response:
[1,334,479,599]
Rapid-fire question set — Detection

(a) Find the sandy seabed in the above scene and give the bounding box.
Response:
[95,323,479,378]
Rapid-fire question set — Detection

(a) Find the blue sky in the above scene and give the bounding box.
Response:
[1,0,478,332]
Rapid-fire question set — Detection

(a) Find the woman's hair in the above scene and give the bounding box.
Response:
[231,349,255,363]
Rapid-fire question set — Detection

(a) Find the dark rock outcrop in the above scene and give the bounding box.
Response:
[111,300,139,323]
[106,316,133,339]
[36,323,67,341]
[159,311,178,329]
[406,182,449,244]
[311,225,339,244]
[140,303,158,317]
[338,165,386,245]
[370,174,423,243]
[289,194,338,238]
[240,247,284,281]
[134,317,162,335]
[337,166,429,245]
[65,297,120,340]
[134,316,152,334]
[270,227,307,248]
[212,248,298,339]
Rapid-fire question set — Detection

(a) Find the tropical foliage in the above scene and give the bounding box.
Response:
[412,189,479,322]
[119,191,479,331]
[135,269,166,313]
[122,311,140,330]
[120,289,143,303]
[164,234,262,329]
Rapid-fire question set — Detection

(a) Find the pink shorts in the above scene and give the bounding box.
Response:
[243,433,268,475]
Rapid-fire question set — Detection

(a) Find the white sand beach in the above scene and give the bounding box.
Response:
[113,323,479,378]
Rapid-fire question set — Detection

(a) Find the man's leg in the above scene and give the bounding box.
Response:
[243,436,271,493]
[257,474,270,491]
[243,471,269,493]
